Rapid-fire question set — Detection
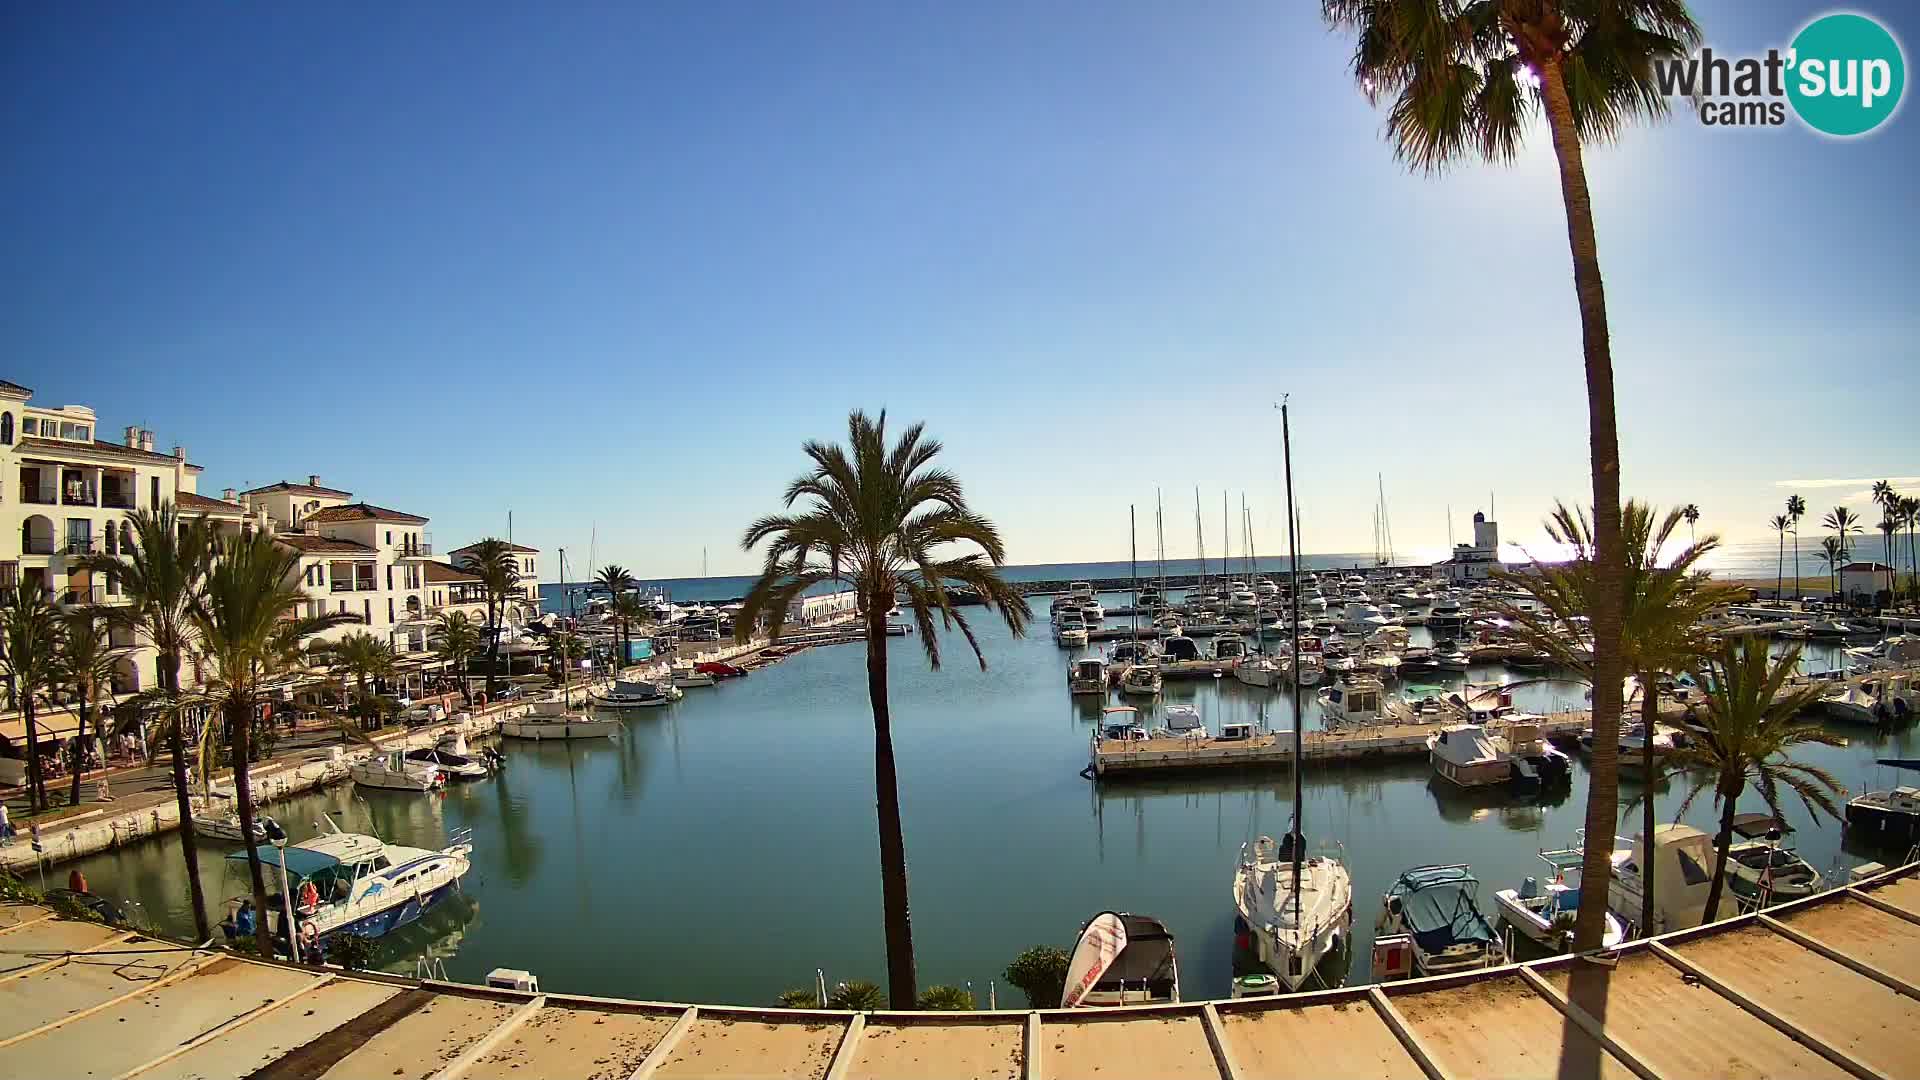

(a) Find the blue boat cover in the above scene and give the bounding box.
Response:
[224,846,341,878]
[1390,866,1494,954]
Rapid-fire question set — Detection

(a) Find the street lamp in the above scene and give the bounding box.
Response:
[264,817,299,961]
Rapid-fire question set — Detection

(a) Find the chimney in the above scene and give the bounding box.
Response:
[172,445,185,461]
[124,425,140,448]
[139,430,154,453]
[222,488,238,503]
[308,474,321,488]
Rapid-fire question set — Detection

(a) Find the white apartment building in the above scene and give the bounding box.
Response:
[445,541,541,616]
[1,381,210,709]
[1444,511,1503,584]
[238,481,436,653]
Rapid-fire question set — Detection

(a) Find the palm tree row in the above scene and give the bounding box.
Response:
[1871,480,1920,602]
[595,564,637,674]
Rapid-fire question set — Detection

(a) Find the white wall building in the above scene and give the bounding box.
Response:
[445,541,541,616]
[239,484,435,653]
[1837,561,1896,603]
[1444,511,1502,584]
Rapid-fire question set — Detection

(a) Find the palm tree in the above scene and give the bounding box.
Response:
[432,611,481,704]
[737,410,1030,1006]
[1876,511,1900,608]
[1786,494,1807,600]
[55,606,119,808]
[1902,495,1920,600]
[1815,537,1845,597]
[0,581,61,811]
[1681,504,1700,546]
[326,631,397,727]
[77,504,215,940]
[1322,0,1699,951]
[1667,637,1844,922]
[1823,507,1862,600]
[1496,501,1740,936]
[457,540,520,699]
[1768,514,1791,602]
[193,531,355,955]
[611,592,647,672]
[595,565,635,670]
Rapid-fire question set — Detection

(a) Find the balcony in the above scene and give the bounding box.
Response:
[63,536,99,557]
[62,489,99,507]
[20,490,55,506]
[21,537,56,556]
[102,490,136,509]
[331,581,353,594]
[60,584,107,606]
[393,539,434,557]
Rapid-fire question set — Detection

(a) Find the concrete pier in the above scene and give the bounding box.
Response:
[1089,714,1591,779]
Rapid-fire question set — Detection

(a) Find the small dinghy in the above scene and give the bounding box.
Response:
[1062,911,1181,1007]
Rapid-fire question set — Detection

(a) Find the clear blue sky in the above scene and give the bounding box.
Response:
[4,1,1914,579]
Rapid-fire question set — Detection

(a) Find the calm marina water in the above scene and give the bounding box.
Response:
[67,590,1918,1006]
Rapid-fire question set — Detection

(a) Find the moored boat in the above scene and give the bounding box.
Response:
[1062,911,1181,1007]
[1069,656,1109,695]
[351,750,445,792]
[1234,832,1352,991]
[1375,864,1505,975]
[501,700,622,740]
[1492,846,1625,953]
[591,679,682,709]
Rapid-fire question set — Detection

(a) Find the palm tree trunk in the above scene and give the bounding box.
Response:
[228,697,274,956]
[1640,674,1658,938]
[160,648,212,941]
[22,697,45,812]
[1775,534,1783,602]
[1701,785,1740,923]
[70,689,88,808]
[1540,57,1628,954]
[485,601,501,699]
[865,590,916,1008]
[1792,532,1800,600]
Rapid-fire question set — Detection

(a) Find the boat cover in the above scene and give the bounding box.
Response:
[1163,705,1203,732]
[1390,867,1493,954]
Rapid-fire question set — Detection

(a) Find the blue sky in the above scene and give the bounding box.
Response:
[4,1,1915,578]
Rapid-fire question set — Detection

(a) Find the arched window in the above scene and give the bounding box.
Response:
[105,528,117,555]
[120,522,134,552]
[0,413,12,445]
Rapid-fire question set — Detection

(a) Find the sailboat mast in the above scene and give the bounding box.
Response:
[1194,488,1206,592]
[1222,491,1229,584]
[1156,489,1166,596]
[1281,398,1305,921]
[1129,505,1138,640]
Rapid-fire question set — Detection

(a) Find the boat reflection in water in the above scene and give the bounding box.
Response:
[372,892,483,978]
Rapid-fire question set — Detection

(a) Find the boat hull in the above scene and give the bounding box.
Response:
[1845,801,1920,844]
[500,718,622,740]
[318,880,460,943]
[1429,753,1513,789]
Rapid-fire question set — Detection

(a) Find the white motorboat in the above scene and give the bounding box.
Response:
[1054,615,1090,648]
[1235,833,1353,991]
[1153,704,1206,740]
[351,750,446,792]
[592,679,682,709]
[501,700,622,740]
[1253,578,1280,600]
[1724,815,1823,910]
[1069,656,1109,696]
[670,660,716,688]
[1212,633,1249,662]
[1069,581,1095,600]
[1078,600,1105,624]
[1604,825,1718,935]
[1317,673,1408,729]
[1340,603,1389,637]
[1846,634,1920,672]
[191,789,266,842]
[1427,725,1516,789]
[1228,586,1259,614]
[229,813,473,945]
[1234,657,1279,688]
[1152,614,1184,639]
[1376,864,1505,976]
[1493,846,1626,953]
[405,746,490,781]
[1860,673,1916,722]
[1819,683,1878,724]
[1120,663,1163,697]
[1846,786,1920,845]
[1062,911,1181,1007]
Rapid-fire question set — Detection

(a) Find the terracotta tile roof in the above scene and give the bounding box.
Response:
[176,491,246,517]
[275,534,377,555]
[302,502,429,525]
[449,540,539,554]
[0,380,30,397]
[424,561,482,583]
[239,480,355,498]
[16,435,202,470]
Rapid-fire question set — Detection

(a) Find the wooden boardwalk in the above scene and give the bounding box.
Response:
[2,863,1916,1079]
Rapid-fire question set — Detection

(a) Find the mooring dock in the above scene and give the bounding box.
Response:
[1089,714,1592,779]
[1,862,1916,1079]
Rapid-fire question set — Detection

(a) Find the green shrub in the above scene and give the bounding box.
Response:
[776,987,821,1008]
[325,933,378,971]
[916,985,976,1010]
[825,980,885,1010]
[1005,945,1070,1009]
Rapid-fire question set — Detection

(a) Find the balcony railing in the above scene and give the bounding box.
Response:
[62,490,99,507]
[330,581,353,593]
[102,491,136,509]
[22,538,56,556]
[60,584,107,605]
[393,540,433,557]
[63,537,98,556]
[20,490,56,505]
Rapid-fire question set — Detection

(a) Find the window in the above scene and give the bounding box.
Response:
[0,413,10,444]
[150,477,159,507]
[19,417,34,436]
[363,599,371,623]
[386,566,393,590]
[337,600,345,614]
[120,522,133,551]
[387,598,395,623]
[385,530,392,544]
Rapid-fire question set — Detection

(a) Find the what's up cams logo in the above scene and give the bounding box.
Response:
[1655,11,1905,136]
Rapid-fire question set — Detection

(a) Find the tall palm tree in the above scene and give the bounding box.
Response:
[326,631,397,727]
[1322,0,1699,951]
[1496,501,1740,936]
[193,531,354,955]
[1876,510,1901,608]
[432,611,481,704]
[595,565,635,669]
[56,606,119,808]
[737,410,1030,1006]
[1786,494,1807,600]
[1768,514,1791,602]
[1681,504,1700,546]
[612,592,648,672]
[1902,495,1920,600]
[78,504,215,940]
[1668,637,1843,922]
[1816,537,1845,597]
[1823,507,1862,599]
[457,540,520,698]
[0,581,61,811]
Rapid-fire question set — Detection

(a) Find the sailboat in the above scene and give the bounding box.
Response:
[1233,398,1353,992]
